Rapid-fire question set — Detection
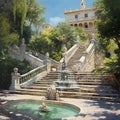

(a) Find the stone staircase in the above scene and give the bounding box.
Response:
[14,43,120,102]
[15,71,120,102]
[67,46,85,70]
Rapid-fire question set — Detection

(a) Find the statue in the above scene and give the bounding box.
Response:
[46,85,59,100]
[81,0,86,9]
[39,102,48,112]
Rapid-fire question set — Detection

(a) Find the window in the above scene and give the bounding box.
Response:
[84,23,88,28]
[75,15,78,19]
[84,13,88,18]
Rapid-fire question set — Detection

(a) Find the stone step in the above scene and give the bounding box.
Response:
[21,86,48,90]
[79,87,118,94]
[33,79,55,83]
[18,70,120,102]
[44,77,58,79]
[14,91,45,96]
[23,85,118,94]
[77,81,111,85]
[21,84,119,96]
[60,94,120,102]
[77,79,109,81]
[14,89,120,102]
[76,85,115,90]
[59,91,120,98]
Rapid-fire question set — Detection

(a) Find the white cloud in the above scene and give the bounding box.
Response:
[49,17,65,26]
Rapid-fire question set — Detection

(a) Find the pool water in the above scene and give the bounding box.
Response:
[3,100,80,120]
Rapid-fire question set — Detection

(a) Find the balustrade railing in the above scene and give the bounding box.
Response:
[20,65,47,84]
[60,43,79,64]
[78,41,95,72]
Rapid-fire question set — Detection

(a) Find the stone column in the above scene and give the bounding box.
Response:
[46,52,51,73]
[9,67,21,90]
[20,38,26,60]
[76,35,80,47]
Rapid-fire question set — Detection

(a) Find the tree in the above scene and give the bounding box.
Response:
[28,22,87,61]
[0,0,45,43]
[26,0,45,34]
[95,0,120,49]
[94,0,120,82]
[0,13,18,59]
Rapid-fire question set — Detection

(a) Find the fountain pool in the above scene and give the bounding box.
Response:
[3,99,80,120]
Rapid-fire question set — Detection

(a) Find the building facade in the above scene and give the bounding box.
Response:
[64,0,96,36]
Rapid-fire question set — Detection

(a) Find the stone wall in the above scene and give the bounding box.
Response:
[9,39,44,67]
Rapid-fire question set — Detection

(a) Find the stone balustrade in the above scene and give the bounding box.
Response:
[20,65,47,85]
[9,65,47,90]
[60,42,80,64]
[78,39,95,72]
[25,52,44,68]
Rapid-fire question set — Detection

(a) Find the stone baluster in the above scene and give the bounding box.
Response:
[9,67,21,90]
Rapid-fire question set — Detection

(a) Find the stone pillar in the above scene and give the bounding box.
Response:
[20,38,26,60]
[46,52,51,73]
[76,35,80,47]
[9,67,21,90]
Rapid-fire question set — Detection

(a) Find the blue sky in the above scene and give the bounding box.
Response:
[37,0,97,26]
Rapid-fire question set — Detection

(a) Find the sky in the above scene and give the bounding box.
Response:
[37,0,97,26]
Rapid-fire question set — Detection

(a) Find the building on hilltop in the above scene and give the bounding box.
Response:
[64,0,96,37]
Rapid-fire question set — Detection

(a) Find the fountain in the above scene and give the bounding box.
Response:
[54,47,80,91]
[3,99,80,120]
[39,102,48,112]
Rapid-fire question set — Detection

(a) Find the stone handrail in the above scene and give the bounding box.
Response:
[25,52,44,68]
[20,65,47,85]
[30,50,60,71]
[60,43,79,64]
[78,40,95,72]
[9,64,51,90]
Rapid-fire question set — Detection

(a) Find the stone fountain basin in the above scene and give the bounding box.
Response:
[2,99,80,120]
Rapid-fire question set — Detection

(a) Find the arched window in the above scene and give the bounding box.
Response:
[74,24,78,27]
[79,23,83,27]
[84,23,88,28]
[89,22,93,28]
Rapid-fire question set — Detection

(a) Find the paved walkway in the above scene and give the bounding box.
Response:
[0,94,120,120]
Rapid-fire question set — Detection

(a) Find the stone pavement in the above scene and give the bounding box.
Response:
[0,94,120,120]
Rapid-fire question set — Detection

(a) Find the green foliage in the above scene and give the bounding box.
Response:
[74,27,87,43]
[12,0,27,35]
[0,56,33,90]
[0,0,45,90]
[0,14,18,58]
[28,22,87,61]
[95,0,120,49]
[94,0,120,82]
[23,25,32,44]
[0,0,45,43]
[26,0,45,34]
